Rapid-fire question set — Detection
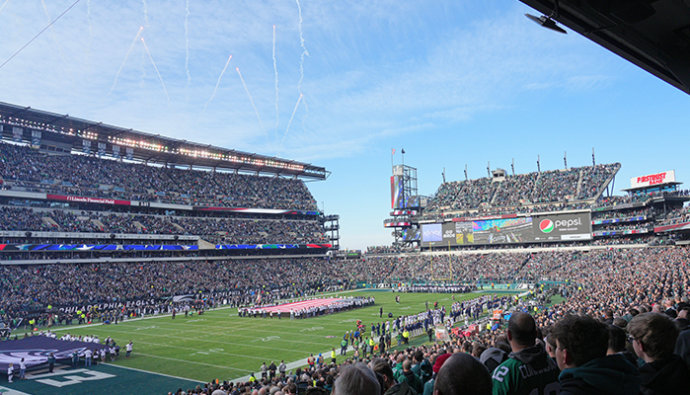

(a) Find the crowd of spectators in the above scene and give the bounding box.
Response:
[174,246,690,394]
[366,246,409,255]
[203,248,690,395]
[0,142,317,210]
[0,207,53,231]
[657,206,690,226]
[425,164,620,216]
[594,189,690,210]
[6,247,690,324]
[0,206,327,245]
[592,207,650,221]
[0,258,351,326]
[576,163,620,200]
[3,245,690,394]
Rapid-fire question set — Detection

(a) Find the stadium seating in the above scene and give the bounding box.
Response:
[0,206,327,245]
[425,163,620,215]
[0,142,317,210]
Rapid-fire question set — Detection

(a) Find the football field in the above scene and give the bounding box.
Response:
[6,289,519,394]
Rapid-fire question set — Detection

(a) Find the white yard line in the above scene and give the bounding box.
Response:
[132,353,254,373]
[102,362,203,383]
[95,325,321,354]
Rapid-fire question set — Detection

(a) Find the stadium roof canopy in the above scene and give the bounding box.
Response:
[519,0,690,95]
[0,101,327,180]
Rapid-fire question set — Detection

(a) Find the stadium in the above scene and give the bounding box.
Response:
[2,1,690,395]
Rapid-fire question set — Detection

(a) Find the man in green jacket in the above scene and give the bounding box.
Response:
[491,312,559,395]
[372,358,417,395]
[400,359,423,393]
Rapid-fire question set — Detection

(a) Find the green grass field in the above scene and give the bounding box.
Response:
[41,289,519,383]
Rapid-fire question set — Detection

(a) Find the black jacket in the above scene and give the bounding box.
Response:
[639,355,690,395]
[385,380,417,395]
[558,354,640,395]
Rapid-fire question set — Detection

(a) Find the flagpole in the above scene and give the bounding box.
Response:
[391,148,394,172]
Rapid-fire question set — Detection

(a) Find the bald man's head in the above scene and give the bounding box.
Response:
[434,353,491,395]
[508,312,537,347]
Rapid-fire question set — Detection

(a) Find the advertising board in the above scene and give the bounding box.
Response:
[630,170,675,189]
[421,212,592,247]
[532,212,592,242]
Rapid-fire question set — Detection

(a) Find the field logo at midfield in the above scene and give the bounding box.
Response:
[300,326,324,333]
[252,336,280,342]
[32,368,115,388]
[539,219,554,233]
[135,325,158,331]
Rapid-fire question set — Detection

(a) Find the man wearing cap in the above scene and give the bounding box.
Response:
[423,353,452,395]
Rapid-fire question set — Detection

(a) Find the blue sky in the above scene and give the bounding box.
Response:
[0,1,688,249]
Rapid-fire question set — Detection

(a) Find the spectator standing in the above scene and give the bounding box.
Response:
[260,362,267,379]
[491,313,559,395]
[551,315,639,395]
[278,360,286,378]
[269,361,277,379]
[628,312,690,394]
[84,348,92,367]
[19,358,25,380]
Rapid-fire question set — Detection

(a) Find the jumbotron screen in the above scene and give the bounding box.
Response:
[421,212,592,247]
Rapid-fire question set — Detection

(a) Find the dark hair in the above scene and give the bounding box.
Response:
[471,341,486,358]
[607,324,627,353]
[551,315,608,367]
[370,358,394,380]
[494,335,512,354]
[508,312,537,346]
[612,317,628,328]
[627,312,678,360]
[434,353,491,395]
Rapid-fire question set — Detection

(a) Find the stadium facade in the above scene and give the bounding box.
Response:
[0,102,338,265]
[385,158,690,251]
